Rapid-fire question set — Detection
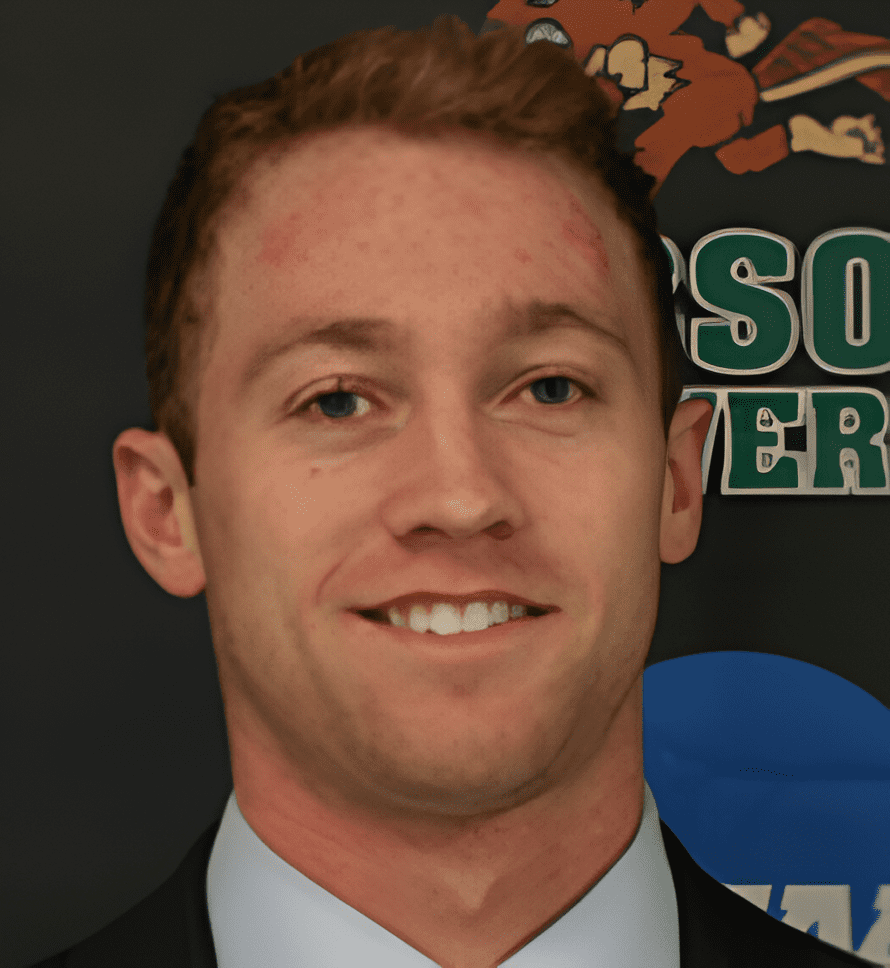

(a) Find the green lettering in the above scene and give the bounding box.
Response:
[690,230,798,374]
[810,389,889,492]
[803,229,890,374]
[726,390,804,492]
[662,235,688,356]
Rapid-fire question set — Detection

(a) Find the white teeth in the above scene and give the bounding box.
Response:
[387,607,406,627]
[490,601,510,625]
[429,603,462,635]
[461,602,490,632]
[386,600,528,635]
[408,605,430,634]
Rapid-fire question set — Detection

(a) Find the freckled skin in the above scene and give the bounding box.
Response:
[197,129,671,823]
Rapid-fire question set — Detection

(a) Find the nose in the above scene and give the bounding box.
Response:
[378,392,525,544]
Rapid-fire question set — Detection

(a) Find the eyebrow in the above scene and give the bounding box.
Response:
[237,299,630,398]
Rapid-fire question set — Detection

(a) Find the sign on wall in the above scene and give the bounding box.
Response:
[485,0,890,496]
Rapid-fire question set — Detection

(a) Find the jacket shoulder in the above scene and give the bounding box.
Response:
[660,820,880,967]
[26,819,222,968]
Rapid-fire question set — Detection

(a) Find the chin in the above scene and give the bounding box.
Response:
[357,739,561,818]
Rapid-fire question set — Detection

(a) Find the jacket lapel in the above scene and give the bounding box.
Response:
[658,818,869,968]
[661,818,739,968]
[74,817,223,968]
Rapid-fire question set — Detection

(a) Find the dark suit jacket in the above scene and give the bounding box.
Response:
[29,818,877,967]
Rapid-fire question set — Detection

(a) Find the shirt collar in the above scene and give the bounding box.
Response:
[206,779,678,967]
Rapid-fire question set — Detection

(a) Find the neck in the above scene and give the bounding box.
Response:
[230,699,645,968]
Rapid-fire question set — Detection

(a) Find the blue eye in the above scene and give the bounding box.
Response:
[295,373,590,422]
[530,375,576,405]
[312,387,371,420]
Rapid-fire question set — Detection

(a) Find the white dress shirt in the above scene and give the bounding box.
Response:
[206,779,679,967]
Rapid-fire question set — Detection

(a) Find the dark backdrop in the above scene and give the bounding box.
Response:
[3,1,888,966]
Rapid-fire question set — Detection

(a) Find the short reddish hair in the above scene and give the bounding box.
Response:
[145,15,683,487]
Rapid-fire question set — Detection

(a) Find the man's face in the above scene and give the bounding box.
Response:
[188,127,670,817]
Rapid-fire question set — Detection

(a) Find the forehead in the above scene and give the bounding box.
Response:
[205,127,658,387]
[230,125,637,268]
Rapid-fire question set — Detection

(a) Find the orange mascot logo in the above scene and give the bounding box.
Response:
[486,0,890,192]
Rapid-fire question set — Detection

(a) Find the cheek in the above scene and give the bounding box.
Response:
[195,446,295,582]
[596,435,666,546]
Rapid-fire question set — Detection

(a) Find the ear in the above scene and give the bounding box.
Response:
[659,397,714,564]
[111,427,206,598]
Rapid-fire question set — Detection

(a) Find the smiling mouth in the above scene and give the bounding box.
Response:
[355,603,550,639]
[357,606,549,623]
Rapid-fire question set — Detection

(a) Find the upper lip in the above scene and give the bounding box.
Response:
[352,589,557,614]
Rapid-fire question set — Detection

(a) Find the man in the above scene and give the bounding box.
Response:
[33,15,876,968]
